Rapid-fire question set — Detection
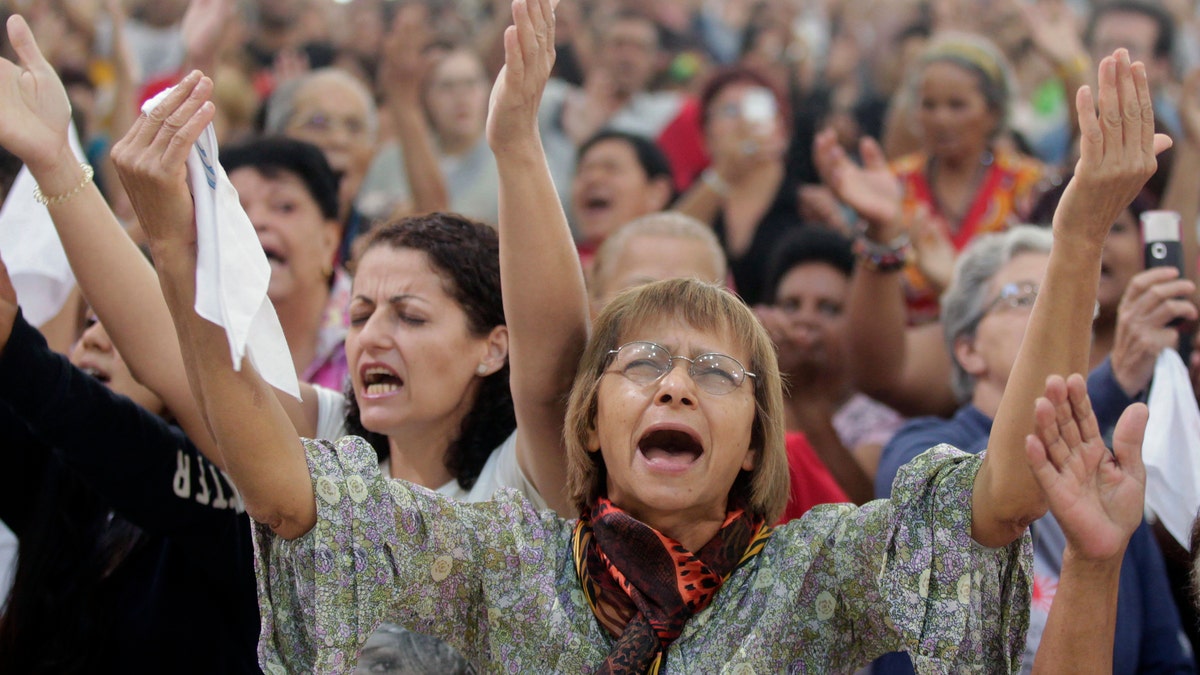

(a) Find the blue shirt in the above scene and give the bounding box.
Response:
[873,358,1195,674]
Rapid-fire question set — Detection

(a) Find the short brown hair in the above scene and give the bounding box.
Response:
[564,278,788,522]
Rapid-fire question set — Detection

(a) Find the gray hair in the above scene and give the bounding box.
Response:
[589,211,728,299]
[263,68,379,141]
[941,225,1053,402]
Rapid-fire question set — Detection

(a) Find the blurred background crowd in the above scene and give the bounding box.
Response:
[1,0,1199,672]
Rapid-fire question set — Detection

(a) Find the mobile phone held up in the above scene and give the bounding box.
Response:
[1140,210,1186,327]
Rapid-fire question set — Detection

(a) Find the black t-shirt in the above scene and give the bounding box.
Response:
[0,312,260,674]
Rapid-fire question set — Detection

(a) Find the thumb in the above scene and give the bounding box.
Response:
[7,15,54,76]
[1111,402,1148,483]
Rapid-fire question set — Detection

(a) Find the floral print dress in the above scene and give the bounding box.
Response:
[254,437,1032,674]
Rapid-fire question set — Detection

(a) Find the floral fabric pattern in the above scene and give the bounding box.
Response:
[254,436,1032,674]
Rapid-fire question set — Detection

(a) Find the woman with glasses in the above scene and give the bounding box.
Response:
[131,0,1164,671]
[0,6,584,674]
[871,226,1193,675]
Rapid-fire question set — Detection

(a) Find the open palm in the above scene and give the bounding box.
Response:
[813,129,902,229]
[1026,374,1147,561]
[0,15,73,171]
[486,0,556,155]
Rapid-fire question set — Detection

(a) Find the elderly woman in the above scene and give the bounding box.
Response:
[872,226,1193,674]
[131,1,1162,672]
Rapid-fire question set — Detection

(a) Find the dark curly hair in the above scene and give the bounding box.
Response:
[343,213,515,490]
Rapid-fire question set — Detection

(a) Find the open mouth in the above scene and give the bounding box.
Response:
[361,365,403,396]
[261,243,287,269]
[582,195,612,215]
[79,365,111,384]
[637,427,703,470]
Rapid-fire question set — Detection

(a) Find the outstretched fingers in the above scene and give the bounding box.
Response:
[1094,55,1119,164]
[1027,397,1067,494]
[1066,373,1102,451]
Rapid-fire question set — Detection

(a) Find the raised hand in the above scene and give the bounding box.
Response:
[181,0,237,74]
[1019,0,1086,71]
[813,128,903,238]
[1025,374,1147,562]
[110,71,215,250]
[1056,49,1172,247]
[379,3,432,110]
[0,15,73,173]
[486,0,556,156]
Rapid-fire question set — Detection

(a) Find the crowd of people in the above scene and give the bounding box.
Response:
[0,0,1198,672]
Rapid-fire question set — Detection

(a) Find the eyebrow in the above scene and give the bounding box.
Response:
[350,293,425,306]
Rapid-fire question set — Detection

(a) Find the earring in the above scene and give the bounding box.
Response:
[476,364,489,376]
[322,262,334,280]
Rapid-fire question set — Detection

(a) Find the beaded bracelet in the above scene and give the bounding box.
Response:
[33,163,94,206]
[853,233,910,273]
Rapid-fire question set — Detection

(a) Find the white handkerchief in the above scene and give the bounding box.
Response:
[0,121,86,327]
[142,87,300,400]
[1143,348,1200,550]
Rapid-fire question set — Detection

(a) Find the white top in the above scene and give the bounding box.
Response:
[311,386,546,509]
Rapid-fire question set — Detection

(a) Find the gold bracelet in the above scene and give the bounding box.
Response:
[33,163,95,206]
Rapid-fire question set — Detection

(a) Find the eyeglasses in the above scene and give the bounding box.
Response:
[291,112,369,139]
[981,281,1038,317]
[604,341,756,395]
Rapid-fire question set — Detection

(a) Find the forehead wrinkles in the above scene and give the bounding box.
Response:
[618,313,744,360]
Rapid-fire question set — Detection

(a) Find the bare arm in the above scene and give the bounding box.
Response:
[1027,376,1147,674]
[380,5,449,216]
[0,16,230,465]
[972,50,1171,547]
[815,129,959,416]
[487,0,588,514]
[845,263,958,417]
[112,74,315,539]
[0,19,320,463]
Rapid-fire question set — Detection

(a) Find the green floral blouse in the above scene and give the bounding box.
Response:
[254,436,1032,674]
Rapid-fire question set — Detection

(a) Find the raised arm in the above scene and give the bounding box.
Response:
[0,16,319,465]
[487,0,588,513]
[971,49,1171,547]
[815,129,959,416]
[379,4,449,216]
[1026,375,1147,674]
[0,16,222,463]
[112,76,314,539]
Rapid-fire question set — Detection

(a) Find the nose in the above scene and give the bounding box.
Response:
[654,359,698,408]
[80,321,113,353]
[353,309,395,354]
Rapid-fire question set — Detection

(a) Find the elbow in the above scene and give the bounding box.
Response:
[247,503,317,541]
